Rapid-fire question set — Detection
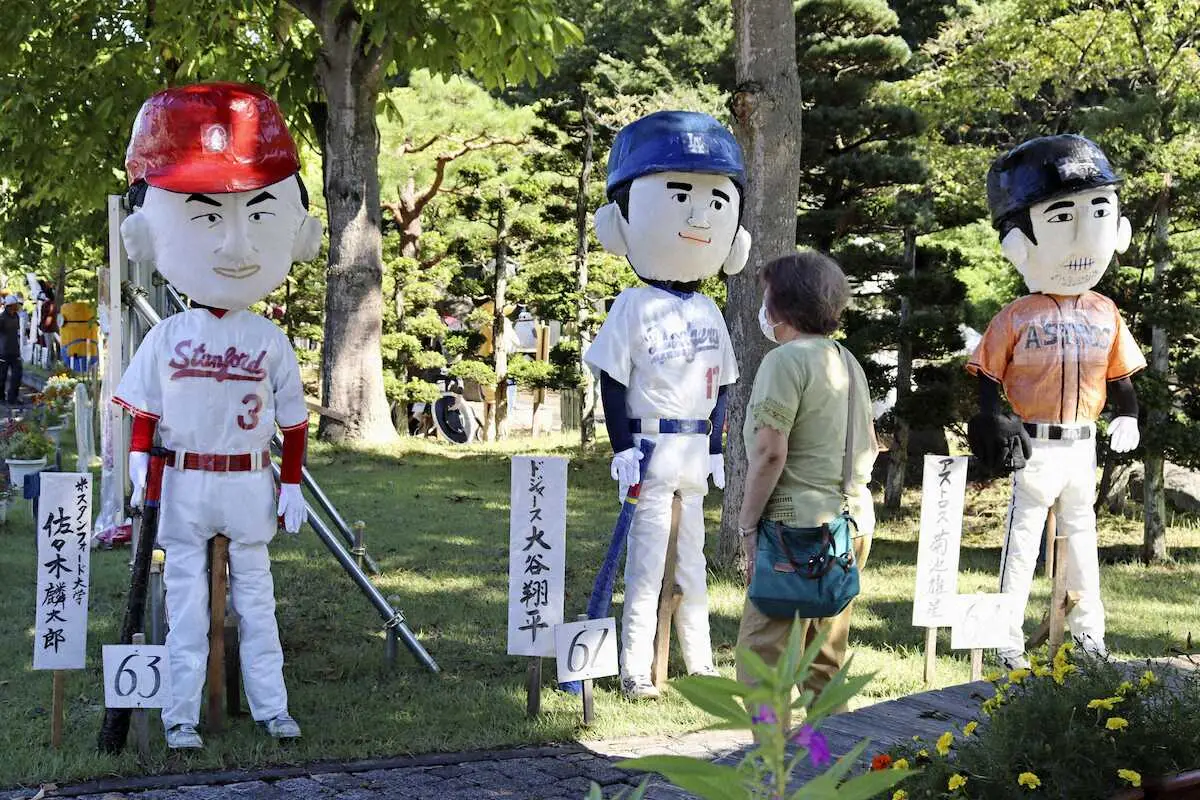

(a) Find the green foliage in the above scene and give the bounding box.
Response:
[601,622,909,800]
[449,358,497,387]
[886,645,1200,799]
[0,420,56,461]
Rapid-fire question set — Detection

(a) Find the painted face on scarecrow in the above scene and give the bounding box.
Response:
[119,82,322,310]
[593,111,751,283]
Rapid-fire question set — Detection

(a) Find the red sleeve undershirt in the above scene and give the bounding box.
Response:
[129,413,307,484]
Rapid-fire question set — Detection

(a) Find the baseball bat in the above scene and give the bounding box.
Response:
[98,447,167,754]
[560,438,655,694]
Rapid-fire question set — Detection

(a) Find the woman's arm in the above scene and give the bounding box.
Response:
[737,425,789,531]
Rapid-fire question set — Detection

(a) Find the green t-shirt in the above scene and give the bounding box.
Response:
[742,337,876,527]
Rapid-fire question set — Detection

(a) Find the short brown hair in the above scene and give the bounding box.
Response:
[761,250,850,335]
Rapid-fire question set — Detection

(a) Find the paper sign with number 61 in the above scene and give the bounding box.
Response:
[554,618,619,684]
[103,645,173,709]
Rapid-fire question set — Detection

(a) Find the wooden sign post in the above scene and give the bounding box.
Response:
[556,614,619,726]
[32,473,94,748]
[506,457,567,718]
[911,456,968,687]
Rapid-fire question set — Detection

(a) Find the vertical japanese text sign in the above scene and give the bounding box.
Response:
[33,473,93,670]
[507,457,567,657]
[911,455,967,628]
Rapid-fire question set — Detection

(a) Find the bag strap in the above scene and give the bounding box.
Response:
[773,521,838,579]
[834,343,860,508]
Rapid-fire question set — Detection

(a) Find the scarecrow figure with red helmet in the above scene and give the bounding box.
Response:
[114,83,322,749]
[585,111,750,699]
[966,135,1146,670]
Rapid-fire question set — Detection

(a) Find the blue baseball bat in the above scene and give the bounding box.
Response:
[560,438,655,694]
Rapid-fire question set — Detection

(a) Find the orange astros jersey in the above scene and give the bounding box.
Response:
[967,292,1146,424]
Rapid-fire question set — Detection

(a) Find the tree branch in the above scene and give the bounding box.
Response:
[283,0,324,26]
[412,136,527,217]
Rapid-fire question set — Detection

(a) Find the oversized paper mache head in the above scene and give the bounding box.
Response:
[987,134,1132,296]
[121,82,322,310]
[594,111,751,283]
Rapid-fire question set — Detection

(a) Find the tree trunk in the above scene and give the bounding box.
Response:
[885,228,917,509]
[1144,175,1171,563]
[313,12,397,444]
[576,95,597,447]
[719,0,803,571]
[492,189,510,441]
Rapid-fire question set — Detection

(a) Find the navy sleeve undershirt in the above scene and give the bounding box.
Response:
[1107,376,1138,418]
[709,384,729,455]
[599,371,634,453]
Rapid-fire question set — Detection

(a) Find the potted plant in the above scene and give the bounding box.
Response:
[0,419,56,489]
[877,644,1200,799]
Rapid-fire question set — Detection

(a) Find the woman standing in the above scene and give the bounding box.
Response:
[735,250,878,709]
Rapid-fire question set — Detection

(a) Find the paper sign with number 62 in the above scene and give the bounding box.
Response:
[554,618,619,684]
[103,645,173,709]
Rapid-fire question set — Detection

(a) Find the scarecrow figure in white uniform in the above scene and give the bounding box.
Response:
[586,111,751,699]
[114,83,323,748]
[966,134,1146,670]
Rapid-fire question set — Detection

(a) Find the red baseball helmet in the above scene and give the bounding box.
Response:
[125,82,300,193]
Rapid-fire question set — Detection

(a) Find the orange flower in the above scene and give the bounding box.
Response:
[871,753,894,771]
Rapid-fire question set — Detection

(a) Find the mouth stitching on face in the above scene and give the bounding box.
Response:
[212,265,262,279]
[1064,257,1096,272]
[677,232,712,245]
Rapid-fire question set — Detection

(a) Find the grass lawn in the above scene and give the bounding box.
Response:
[2,432,1198,789]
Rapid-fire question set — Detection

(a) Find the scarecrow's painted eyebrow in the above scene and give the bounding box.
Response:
[712,188,731,202]
[1091,196,1111,205]
[246,191,276,207]
[666,181,693,191]
[186,193,222,207]
[1043,200,1075,213]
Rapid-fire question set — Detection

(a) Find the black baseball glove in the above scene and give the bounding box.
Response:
[968,412,1033,475]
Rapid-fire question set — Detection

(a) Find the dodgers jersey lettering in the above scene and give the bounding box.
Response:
[585,286,738,420]
[967,292,1145,424]
[114,309,308,453]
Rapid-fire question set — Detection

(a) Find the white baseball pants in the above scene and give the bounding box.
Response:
[621,433,713,681]
[997,434,1106,660]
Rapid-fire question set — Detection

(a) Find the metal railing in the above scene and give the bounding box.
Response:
[123,282,437,673]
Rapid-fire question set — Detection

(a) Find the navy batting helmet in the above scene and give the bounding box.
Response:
[605,110,746,198]
[986,135,1121,230]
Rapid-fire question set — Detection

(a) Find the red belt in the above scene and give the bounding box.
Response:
[163,450,271,472]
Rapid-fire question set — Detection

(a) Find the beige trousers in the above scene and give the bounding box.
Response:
[735,534,871,715]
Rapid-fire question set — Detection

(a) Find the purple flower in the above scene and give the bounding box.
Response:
[751,704,779,726]
[791,725,832,767]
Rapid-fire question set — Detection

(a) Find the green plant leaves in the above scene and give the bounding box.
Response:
[616,756,748,800]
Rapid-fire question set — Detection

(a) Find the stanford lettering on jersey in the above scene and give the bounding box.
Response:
[646,323,721,365]
[168,339,268,382]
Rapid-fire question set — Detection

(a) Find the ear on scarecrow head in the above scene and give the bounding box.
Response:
[120,213,155,264]
[723,226,751,275]
[292,214,323,263]
[593,202,629,257]
[1000,227,1031,270]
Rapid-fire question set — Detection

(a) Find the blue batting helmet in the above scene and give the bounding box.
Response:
[605,111,746,198]
[986,134,1121,230]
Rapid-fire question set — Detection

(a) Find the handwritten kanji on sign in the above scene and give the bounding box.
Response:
[911,455,968,628]
[33,473,93,670]
[506,457,566,657]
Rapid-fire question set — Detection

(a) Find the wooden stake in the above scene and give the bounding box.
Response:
[1043,510,1057,578]
[651,494,684,690]
[574,613,595,726]
[224,614,241,718]
[131,634,150,762]
[970,649,983,682]
[923,627,938,688]
[1047,534,1069,653]
[51,671,65,749]
[206,535,229,733]
[525,657,542,718]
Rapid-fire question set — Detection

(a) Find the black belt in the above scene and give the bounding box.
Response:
[629,418,712,435]
[1023,423,1092,441]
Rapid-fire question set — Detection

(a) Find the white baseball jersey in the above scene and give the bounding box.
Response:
[114,308,308,453]
[586,286,738,419]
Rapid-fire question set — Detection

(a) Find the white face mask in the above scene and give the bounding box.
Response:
[758,303,781,343]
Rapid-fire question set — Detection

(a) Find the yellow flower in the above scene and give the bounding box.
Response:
[1034,666,1052,678]
[892,792,908,800]
[937,731,954,756]
[1118,769,1142,788]
[984,670,1003,683]
[1087,697,1124,711]
[963,721,978,737]
[1140,670,1158,688]
[1115,681,1134,696]
[1008,668,1031,683]
[1018,772,1041,790]
[948,774,968,791]
[893,758,910,770]
[919,749,930,758]
[912,735,922,742]
[1052,662,1077,685]
[1106,717,1129,731]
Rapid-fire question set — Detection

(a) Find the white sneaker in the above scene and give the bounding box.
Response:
[261,713,302,739]
[165,724,204,750]
[997,651,1031,672]
[621,676,661,700]
[689,665,720,677]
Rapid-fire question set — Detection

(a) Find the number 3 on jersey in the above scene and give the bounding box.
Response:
[238,393,263,430]
[705,366,720,399]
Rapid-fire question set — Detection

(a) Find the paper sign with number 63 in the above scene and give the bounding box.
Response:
[103,645,173,709]
[554,618,619,684]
